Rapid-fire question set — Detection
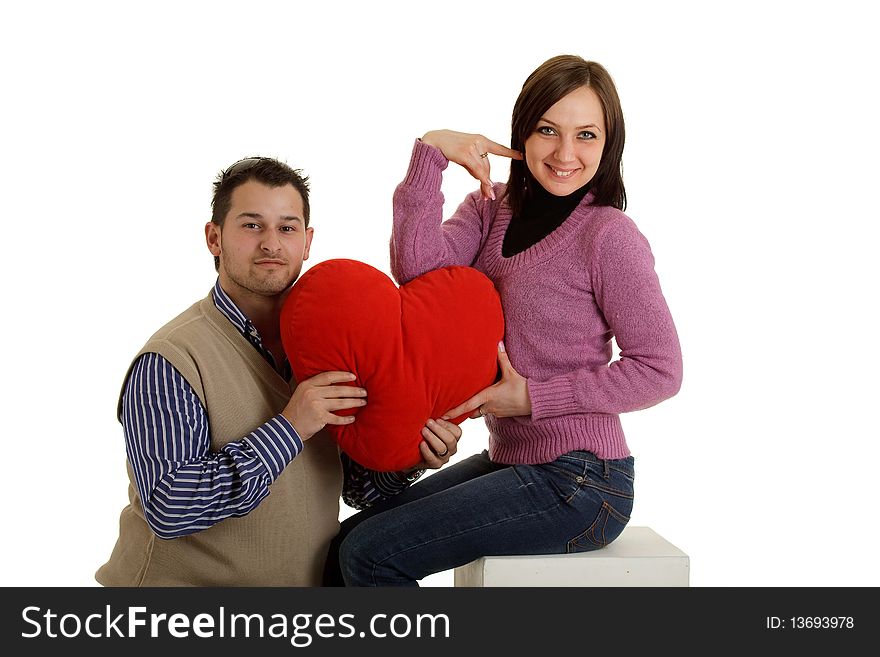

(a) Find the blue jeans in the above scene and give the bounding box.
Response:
[325,449,635,587]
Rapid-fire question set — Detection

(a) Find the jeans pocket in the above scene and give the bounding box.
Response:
[582,459,635,499]
[566,500,631,553]
[536,462,585,504]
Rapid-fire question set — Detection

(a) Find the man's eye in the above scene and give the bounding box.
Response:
[244,223,260,229]
[280,225,297,232]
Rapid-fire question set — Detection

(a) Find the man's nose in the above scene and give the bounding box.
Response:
[261,231,281,252]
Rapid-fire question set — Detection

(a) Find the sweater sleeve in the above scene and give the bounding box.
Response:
[528,217,683,418]
[390,139,493,284]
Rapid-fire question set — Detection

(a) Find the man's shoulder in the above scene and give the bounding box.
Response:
[118,295,217,415]
[127,294,223,388]
[145,295,215,345]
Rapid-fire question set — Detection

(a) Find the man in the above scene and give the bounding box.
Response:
[97,157,459,586]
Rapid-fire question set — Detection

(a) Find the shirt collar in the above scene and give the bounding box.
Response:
[211,279,258,337]
[211,279,290,379]
[211,278,283,372]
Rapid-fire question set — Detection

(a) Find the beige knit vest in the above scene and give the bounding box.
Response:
[96,292,342,586]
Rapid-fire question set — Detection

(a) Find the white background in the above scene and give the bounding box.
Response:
[2,0,877,587]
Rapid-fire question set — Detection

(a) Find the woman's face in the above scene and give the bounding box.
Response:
[524,85,606,196]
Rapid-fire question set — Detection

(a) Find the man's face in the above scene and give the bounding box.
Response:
[206,180,313,299]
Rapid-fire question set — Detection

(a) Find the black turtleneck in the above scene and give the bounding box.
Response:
[502,181,591,257]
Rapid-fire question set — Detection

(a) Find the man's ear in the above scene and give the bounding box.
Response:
[205,221,222,257]
[303,226,314,261]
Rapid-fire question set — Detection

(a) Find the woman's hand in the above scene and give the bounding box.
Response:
[421,130,522,200]
[443,342,531,420]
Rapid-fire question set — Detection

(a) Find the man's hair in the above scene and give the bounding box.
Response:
[210,157,311,270]
[504,55,627,215]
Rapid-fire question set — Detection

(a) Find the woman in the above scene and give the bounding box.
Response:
[325,55,682,586]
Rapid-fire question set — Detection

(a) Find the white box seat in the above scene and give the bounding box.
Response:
[453,526,689,587]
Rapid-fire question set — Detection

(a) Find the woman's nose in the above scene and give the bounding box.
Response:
[555,139,576,163]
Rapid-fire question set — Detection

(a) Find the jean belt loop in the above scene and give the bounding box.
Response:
[603,459,610,479]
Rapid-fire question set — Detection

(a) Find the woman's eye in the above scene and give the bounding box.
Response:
[579,131,597,140]
[537,126,556,136]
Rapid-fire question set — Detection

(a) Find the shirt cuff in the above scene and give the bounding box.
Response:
[374,468,425,497]
[243,414,304,482]
[401,468,426,483]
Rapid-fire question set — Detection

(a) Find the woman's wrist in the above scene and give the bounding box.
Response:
[420,130,445,153]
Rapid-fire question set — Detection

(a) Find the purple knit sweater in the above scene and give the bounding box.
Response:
[391,140,682,463]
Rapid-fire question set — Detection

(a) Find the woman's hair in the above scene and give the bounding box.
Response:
[505,55,626,214]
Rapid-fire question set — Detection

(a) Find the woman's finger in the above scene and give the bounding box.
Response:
[471,144,495,200]
[485,139,523,160]
[443,389,486,421]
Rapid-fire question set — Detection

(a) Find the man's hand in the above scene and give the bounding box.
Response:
[282,371,367,441]
[404,418,462,472]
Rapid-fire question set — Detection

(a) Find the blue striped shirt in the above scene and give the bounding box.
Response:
[121,280,421,539]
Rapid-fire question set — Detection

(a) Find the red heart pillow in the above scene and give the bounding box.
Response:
[280,259,504,472]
